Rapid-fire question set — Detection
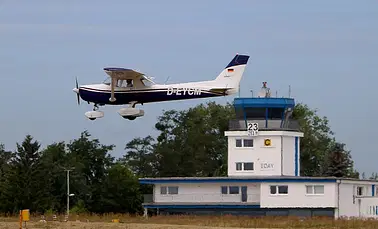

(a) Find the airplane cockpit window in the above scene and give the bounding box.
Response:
[102,77,111,85]
[141,79,152,87]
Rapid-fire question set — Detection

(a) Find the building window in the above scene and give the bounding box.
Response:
[229,186,239,194]
[306,185,324,195]
[244,162,254,170]
[270,185,288,195]
[221,186,243,195]
[168,186,179,194]
[160,186,178,195]
[160,186,167,195]
[357,186,364,196]
[221,186,228,194]
[236,139,242,147]
[235,138,254,148]
[270,185,277,194]
[278,185,288,194]
[236,162,254,171]
[243,139,253,147]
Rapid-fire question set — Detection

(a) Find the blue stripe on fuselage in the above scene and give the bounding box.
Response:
[79,88,222,105]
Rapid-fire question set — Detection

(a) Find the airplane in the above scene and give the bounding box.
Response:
[72,54,250,120]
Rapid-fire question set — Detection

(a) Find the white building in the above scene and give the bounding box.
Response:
[139,85,378,218]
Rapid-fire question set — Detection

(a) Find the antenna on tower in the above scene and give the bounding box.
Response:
[258,82,271,98]
[288,85,291,98]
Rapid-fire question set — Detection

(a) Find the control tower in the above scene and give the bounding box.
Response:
[225,82,304,177]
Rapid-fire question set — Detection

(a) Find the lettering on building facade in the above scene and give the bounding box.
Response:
[261,163,274,170]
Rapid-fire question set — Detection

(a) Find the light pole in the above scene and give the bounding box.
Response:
[63,167,75,218]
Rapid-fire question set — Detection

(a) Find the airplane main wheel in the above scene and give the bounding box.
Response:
[85,111,104,120]
[122,116,136,120]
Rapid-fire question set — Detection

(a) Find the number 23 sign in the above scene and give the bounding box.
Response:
[247,122,259,136]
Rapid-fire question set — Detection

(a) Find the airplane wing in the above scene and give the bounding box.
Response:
[103,67,146,102]
[103,67,144,80]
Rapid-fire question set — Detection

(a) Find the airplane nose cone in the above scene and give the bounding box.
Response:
[73,88,79,94]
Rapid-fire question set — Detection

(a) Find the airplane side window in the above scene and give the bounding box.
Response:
[117,80,124,87]
[127,79,133,87]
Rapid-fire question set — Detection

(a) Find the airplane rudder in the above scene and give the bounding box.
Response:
[225,54,250,69]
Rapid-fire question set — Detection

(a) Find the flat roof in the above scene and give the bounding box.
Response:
[138,175,378,184]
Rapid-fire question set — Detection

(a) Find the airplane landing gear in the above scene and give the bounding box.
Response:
[85,104,104,120]
[84,102,143,121]
[93,104,99,111]
[118,101,144,120]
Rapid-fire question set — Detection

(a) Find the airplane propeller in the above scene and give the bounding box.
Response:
[73,77,80,105]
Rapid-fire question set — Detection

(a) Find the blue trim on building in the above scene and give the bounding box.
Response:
[143,204,261,209]
[139,178,337,184]
[373,184,375,196]
[295,137,299,176]
[233,98,295,109]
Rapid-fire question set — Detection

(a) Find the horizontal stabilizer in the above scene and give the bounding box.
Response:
[209,86,233,94]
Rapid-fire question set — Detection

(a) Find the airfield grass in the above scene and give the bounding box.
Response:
[1,213,378,228]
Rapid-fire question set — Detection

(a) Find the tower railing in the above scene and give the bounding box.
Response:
[229,119,300,131]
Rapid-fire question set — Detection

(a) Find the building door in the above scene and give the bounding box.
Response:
[241,186,247,202]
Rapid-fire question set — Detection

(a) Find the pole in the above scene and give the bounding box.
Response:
[63,167,74,220]
[67,169,70,218]
[19,210,22,229]
[61,166,74,221]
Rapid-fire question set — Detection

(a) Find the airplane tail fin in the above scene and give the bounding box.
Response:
[213,54,250,93]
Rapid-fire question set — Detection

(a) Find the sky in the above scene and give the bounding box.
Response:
[0,0,377,175]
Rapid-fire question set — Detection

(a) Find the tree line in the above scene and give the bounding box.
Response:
[0,101,362,214]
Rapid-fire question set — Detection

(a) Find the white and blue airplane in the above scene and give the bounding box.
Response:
[73,54,250,120]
